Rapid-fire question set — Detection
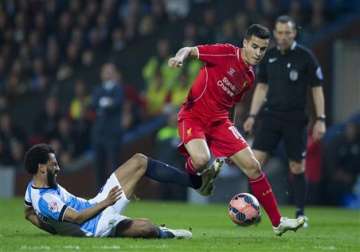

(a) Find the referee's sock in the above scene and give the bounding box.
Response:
[145,158,202,189]
[292,173,307,217]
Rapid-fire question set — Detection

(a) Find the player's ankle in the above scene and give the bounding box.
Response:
[272,217,281,227]
[295,209,304,218]
[157,227,175,239]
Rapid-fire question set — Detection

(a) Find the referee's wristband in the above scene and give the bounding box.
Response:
[316,116,326,122]
[248,114,256,119]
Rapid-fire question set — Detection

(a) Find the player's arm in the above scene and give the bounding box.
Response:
[249,83,268,116]
[307,50,326,141]
[63,186,122,225]
[24,206,57,234]
[243,83,268,133]
[311,86,326,141]
[248,83,269,118]
[168,47,198,68]
[312,86,325,119]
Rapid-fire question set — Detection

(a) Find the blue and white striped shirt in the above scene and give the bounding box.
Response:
[24,181,101,236]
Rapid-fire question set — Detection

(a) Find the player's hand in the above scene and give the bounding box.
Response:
[104,186,122,206]
[168,57,183,68]
[243,117,255,134]
[312,120,326,142]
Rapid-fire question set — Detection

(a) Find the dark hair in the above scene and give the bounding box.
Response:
[245,24,270,40]
[24,144,55,174]
[275,15,296,29]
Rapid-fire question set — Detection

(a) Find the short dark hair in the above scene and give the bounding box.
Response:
[275,15,296,29]
[245,24,270,40]
[24,144,55,174]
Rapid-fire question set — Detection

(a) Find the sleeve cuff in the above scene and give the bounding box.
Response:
[195,47,200,59]
[24,200,32,207]
[59,205,68,222]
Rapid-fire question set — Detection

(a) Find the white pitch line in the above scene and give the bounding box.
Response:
[92,245,121,250]
[127,244,169,249]
[314,245,337,250]
[20,245,51,250]
[63,245,81,250]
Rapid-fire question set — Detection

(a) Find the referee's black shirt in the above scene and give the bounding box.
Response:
[256,41,323,120]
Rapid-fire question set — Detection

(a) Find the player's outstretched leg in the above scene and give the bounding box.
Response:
[113,153,203,197]
[230,147,305,235]
[111,155,192,239]
[184,139,224,196]
[145,158,202,189]
[115,219,192,239]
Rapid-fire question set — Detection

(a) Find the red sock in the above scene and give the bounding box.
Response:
[249,172,281,227]
[185,157,197,175]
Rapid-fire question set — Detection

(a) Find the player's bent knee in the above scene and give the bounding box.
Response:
[191,154,211,169]
[131,153,148,172]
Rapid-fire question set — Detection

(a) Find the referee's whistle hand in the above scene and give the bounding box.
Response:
[243,117,255,133]
[312,121,326,142]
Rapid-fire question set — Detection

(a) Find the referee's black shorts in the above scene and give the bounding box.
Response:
[252,114,307,161]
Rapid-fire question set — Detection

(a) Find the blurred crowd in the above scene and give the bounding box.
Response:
[0,0,175,97]
[0,0,358,203]
[0,0,347,106]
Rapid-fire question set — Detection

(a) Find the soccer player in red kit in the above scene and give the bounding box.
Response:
[168,24,305,235]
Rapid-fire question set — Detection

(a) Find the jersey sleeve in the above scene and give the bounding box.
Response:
[197,43,237,65]
[24,184,32,207]
[38,193,68,222]
[306,51,323,87]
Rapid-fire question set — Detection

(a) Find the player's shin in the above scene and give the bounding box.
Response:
[145,158,201,189]
[185,156,221,176]
[248,172,281,227]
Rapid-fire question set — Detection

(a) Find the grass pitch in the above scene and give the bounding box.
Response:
[0,198,359,252]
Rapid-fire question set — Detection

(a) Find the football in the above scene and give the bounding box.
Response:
[228,193,261,226]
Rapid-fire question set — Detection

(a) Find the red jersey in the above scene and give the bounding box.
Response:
[179,43,255,120]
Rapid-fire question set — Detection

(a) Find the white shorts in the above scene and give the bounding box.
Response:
[89,173,130,237]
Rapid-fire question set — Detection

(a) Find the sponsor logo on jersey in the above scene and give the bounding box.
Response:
[268,57,277,63]
[217,76,237,97]
[289,69,298,81]
[49,201,60,212]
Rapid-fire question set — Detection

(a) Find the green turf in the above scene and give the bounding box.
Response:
[0,198,359,252]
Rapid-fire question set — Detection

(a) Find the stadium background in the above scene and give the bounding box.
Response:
[0,0,359,209]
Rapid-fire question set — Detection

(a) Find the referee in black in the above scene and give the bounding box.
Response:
[243,15,326,227]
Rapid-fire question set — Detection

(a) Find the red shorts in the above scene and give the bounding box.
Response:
[178,115,248,158]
